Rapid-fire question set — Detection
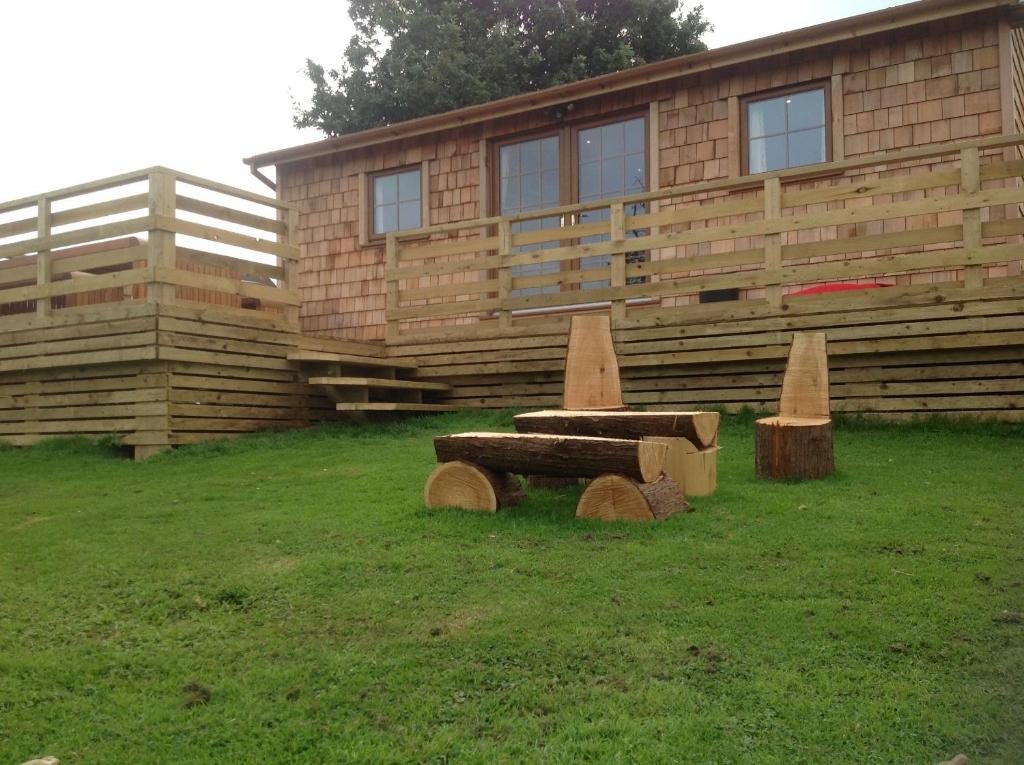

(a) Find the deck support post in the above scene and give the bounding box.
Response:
[147,170,177,305]
[961,147,983,290]
[763,176,782,309]
[35,196,51,316]
[385,233,400,341]
[609,202,626,321]
[283,206,300,327]
[497,220,512,330]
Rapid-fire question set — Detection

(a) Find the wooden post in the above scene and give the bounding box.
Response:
[763,177,782,309]
[283,206,300,327]
[385,233,400,341]
[35,196,51,316]
[961,147,983,290]
[497,219,512,329]
[147,169,176,304]
[609,202,626,320]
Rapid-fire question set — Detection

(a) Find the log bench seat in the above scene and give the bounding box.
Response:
[513,409,722,496]
[424,432,689,521]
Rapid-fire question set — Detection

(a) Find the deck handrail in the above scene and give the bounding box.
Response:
[0,169,300,326]
[384,133,1024,340]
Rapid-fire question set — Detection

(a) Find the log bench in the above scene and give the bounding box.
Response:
[513,409,721,495]
[424,432,689,521]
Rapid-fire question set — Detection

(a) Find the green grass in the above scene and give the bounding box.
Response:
[1,412,1022,764]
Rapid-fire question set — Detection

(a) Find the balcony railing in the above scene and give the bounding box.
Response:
[0,167,300,327]
[385,133,1024,341]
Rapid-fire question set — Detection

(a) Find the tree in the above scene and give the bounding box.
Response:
[295,0,711,136]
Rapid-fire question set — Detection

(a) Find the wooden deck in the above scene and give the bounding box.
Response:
[383,134,1024,420]
[0,168,418,457]
[3,134,1024,457]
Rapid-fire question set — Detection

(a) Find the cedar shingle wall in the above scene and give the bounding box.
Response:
[279,12,1011,341]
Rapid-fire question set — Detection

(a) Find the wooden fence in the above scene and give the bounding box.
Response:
[385,132,1024,340]
[0,168,368,456]
[386,133,1024,419]
[0,166,300,327]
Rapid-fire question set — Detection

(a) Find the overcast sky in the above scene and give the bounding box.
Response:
[2,0,913,203]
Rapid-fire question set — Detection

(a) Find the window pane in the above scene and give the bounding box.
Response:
[624,117,645,154]
[601,121,625,156]
[542,169,560,206]
[579,130,601,163]
[520,140,540,174]
[521,171,541,209]
[500,144,519,176]
[397,170,420,202]
[787,89,825,131]
[398,200,420,230]
[788,127,826,168]
[541,136,559,168]
[749,135,787,173]
[374,203,397,234]
[748,97,786,138]
[601,156,625,196]
[625,152,645,193]
[373,174,397,206]
[500,176,521,213]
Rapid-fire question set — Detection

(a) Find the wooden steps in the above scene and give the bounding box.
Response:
[308,376,450,392]
[289,345,457,413]
[335,402,457,412]
[286,350,417,369]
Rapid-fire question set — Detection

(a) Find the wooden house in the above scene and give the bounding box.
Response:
[2,0,1024,457]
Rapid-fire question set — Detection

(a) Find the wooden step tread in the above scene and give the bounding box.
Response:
[309,376,450,392]
[335,402,459,412]
[287,350,417,369]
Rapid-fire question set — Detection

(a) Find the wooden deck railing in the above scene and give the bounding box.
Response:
[385,133,1024,340]
[0,167,300,327]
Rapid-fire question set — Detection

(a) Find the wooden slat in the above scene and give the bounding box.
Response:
[155,266,300,306]
[176,195,286,235]
[157,217,298,261]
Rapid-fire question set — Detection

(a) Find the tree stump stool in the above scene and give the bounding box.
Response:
[754,416,835,479]
[755,332,835,480]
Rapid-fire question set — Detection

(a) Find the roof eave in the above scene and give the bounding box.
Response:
[244,0,1014,170]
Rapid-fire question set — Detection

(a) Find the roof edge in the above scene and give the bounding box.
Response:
[245,0,1013,169]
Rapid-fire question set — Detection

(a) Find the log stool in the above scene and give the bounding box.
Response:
[754,332,835,479]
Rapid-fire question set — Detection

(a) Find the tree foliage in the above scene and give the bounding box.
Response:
[296,0,711,136]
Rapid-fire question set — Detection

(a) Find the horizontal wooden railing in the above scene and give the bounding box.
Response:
[385,133,1024,340]
[0,167,300,327]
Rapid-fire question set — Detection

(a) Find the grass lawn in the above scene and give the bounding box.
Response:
[1,411,1022,764]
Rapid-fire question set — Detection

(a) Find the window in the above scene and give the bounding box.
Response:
[497,135,562,297]
[372,168,421,235]
[576,116,647,289]
[744,85,828,174]
[491,113,650,299]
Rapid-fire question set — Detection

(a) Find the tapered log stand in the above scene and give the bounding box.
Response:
[754,332,836,479]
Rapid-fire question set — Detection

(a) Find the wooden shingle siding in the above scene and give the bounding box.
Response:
[279,12,1013,342]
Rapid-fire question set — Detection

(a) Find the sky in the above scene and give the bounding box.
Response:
[1,0,914,203]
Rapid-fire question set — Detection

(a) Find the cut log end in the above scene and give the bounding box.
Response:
[754,417,835,480]
[424,461,526,512]
[576,474,690,522]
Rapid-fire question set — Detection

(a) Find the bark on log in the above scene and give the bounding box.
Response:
[433,432,666,483]
[576,474,690,521]
[424,460,526,512]
[527,475,581,489]
[515,409,720,449]
[754,416,835,480]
